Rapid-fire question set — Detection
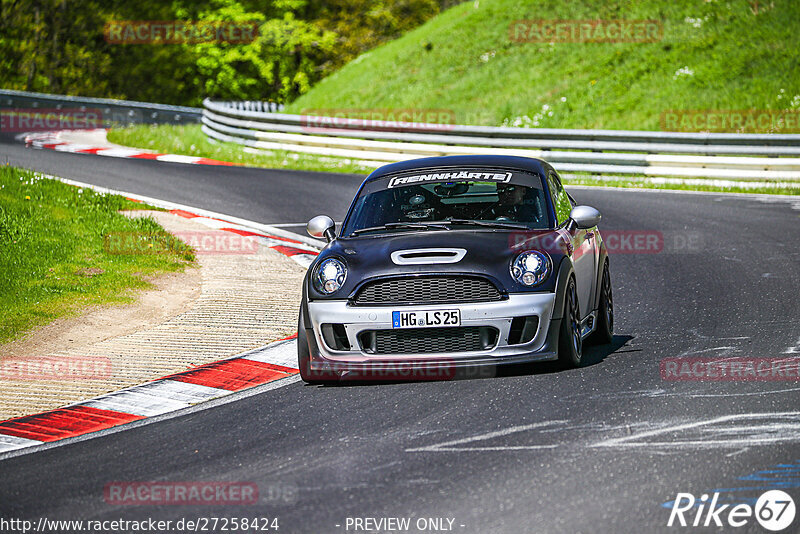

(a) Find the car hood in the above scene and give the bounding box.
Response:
[308,228,569,299]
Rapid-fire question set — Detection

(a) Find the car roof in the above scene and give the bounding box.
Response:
[363,155,551,184]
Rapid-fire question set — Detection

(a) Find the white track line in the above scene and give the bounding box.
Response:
[591,412,800,449]
[406,421,568,452]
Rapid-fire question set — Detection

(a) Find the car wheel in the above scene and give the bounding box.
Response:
[297,310,335,384]
[589,262,614,345]
[558,277,583,368]
[297,310,313,382]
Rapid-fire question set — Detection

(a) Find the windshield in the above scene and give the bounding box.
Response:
[342,174,552,236]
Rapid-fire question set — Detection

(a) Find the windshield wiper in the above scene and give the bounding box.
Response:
[351,222,451,235]
[445,218,530,230]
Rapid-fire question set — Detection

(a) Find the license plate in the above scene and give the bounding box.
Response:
[392,310,461,329]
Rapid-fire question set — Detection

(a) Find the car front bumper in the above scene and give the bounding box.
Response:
[304,293,561,377]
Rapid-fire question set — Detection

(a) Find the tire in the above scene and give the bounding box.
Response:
[297,310,334,384]
[558,277,583,368]
[589,262,614,345]
[297,310,313,382]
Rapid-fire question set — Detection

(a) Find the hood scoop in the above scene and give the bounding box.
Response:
[391,248,467,265]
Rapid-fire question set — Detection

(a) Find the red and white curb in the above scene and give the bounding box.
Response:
[0,337,300,453]
[54,174,323,268]
[23,130,236,167]
[148,205,319,268]
[0,176,322,456]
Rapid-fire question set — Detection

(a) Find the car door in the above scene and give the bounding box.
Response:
[547,170,597,320]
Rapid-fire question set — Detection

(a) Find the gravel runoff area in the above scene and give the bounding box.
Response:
[0,211,306,420]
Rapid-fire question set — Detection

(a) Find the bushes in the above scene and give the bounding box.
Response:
[0,0,449,106]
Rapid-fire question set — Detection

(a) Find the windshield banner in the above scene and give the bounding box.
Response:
[387,171,513,188]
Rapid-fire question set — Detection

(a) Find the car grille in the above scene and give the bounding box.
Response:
[359,327,498,355]
[352,276,502,306]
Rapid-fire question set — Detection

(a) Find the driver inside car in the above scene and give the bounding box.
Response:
[485,184,541,223]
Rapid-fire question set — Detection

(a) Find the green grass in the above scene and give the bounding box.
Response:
[107,124,377,174]
[0,166,195,344]
[108,1,800,194]
[105,0,800,196]
[287,0,800,130]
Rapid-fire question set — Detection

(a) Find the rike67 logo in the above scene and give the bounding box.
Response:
[667,490,795,531]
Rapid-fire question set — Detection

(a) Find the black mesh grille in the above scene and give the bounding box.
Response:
[353,276,502,305]
[359,327,498,355]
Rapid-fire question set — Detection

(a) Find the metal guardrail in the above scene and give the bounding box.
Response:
[219,100,285,113]
[0,89,202,126]
[202,99,800,180]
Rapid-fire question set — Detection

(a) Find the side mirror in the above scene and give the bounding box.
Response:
[307,215,336,242]
[570,205,601,229]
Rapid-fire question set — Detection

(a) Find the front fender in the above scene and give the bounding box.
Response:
[551,255,574,320]
[299,272,324,358]
[592,235,609,312]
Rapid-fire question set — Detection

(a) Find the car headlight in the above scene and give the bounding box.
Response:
[510,251,551,286]
[313,258,347,294]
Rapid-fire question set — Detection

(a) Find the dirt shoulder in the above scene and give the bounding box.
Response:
[0,210,306,420]
[1,269,201,360]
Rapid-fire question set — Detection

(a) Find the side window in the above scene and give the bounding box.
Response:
[548,171,572,225]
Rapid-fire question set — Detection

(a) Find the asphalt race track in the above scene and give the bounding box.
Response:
[2,137,799,533]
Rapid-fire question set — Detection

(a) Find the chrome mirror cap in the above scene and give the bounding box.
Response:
[307,215,336,241]
[570,205,601,229]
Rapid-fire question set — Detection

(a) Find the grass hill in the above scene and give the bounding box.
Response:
[286,0,800,130]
